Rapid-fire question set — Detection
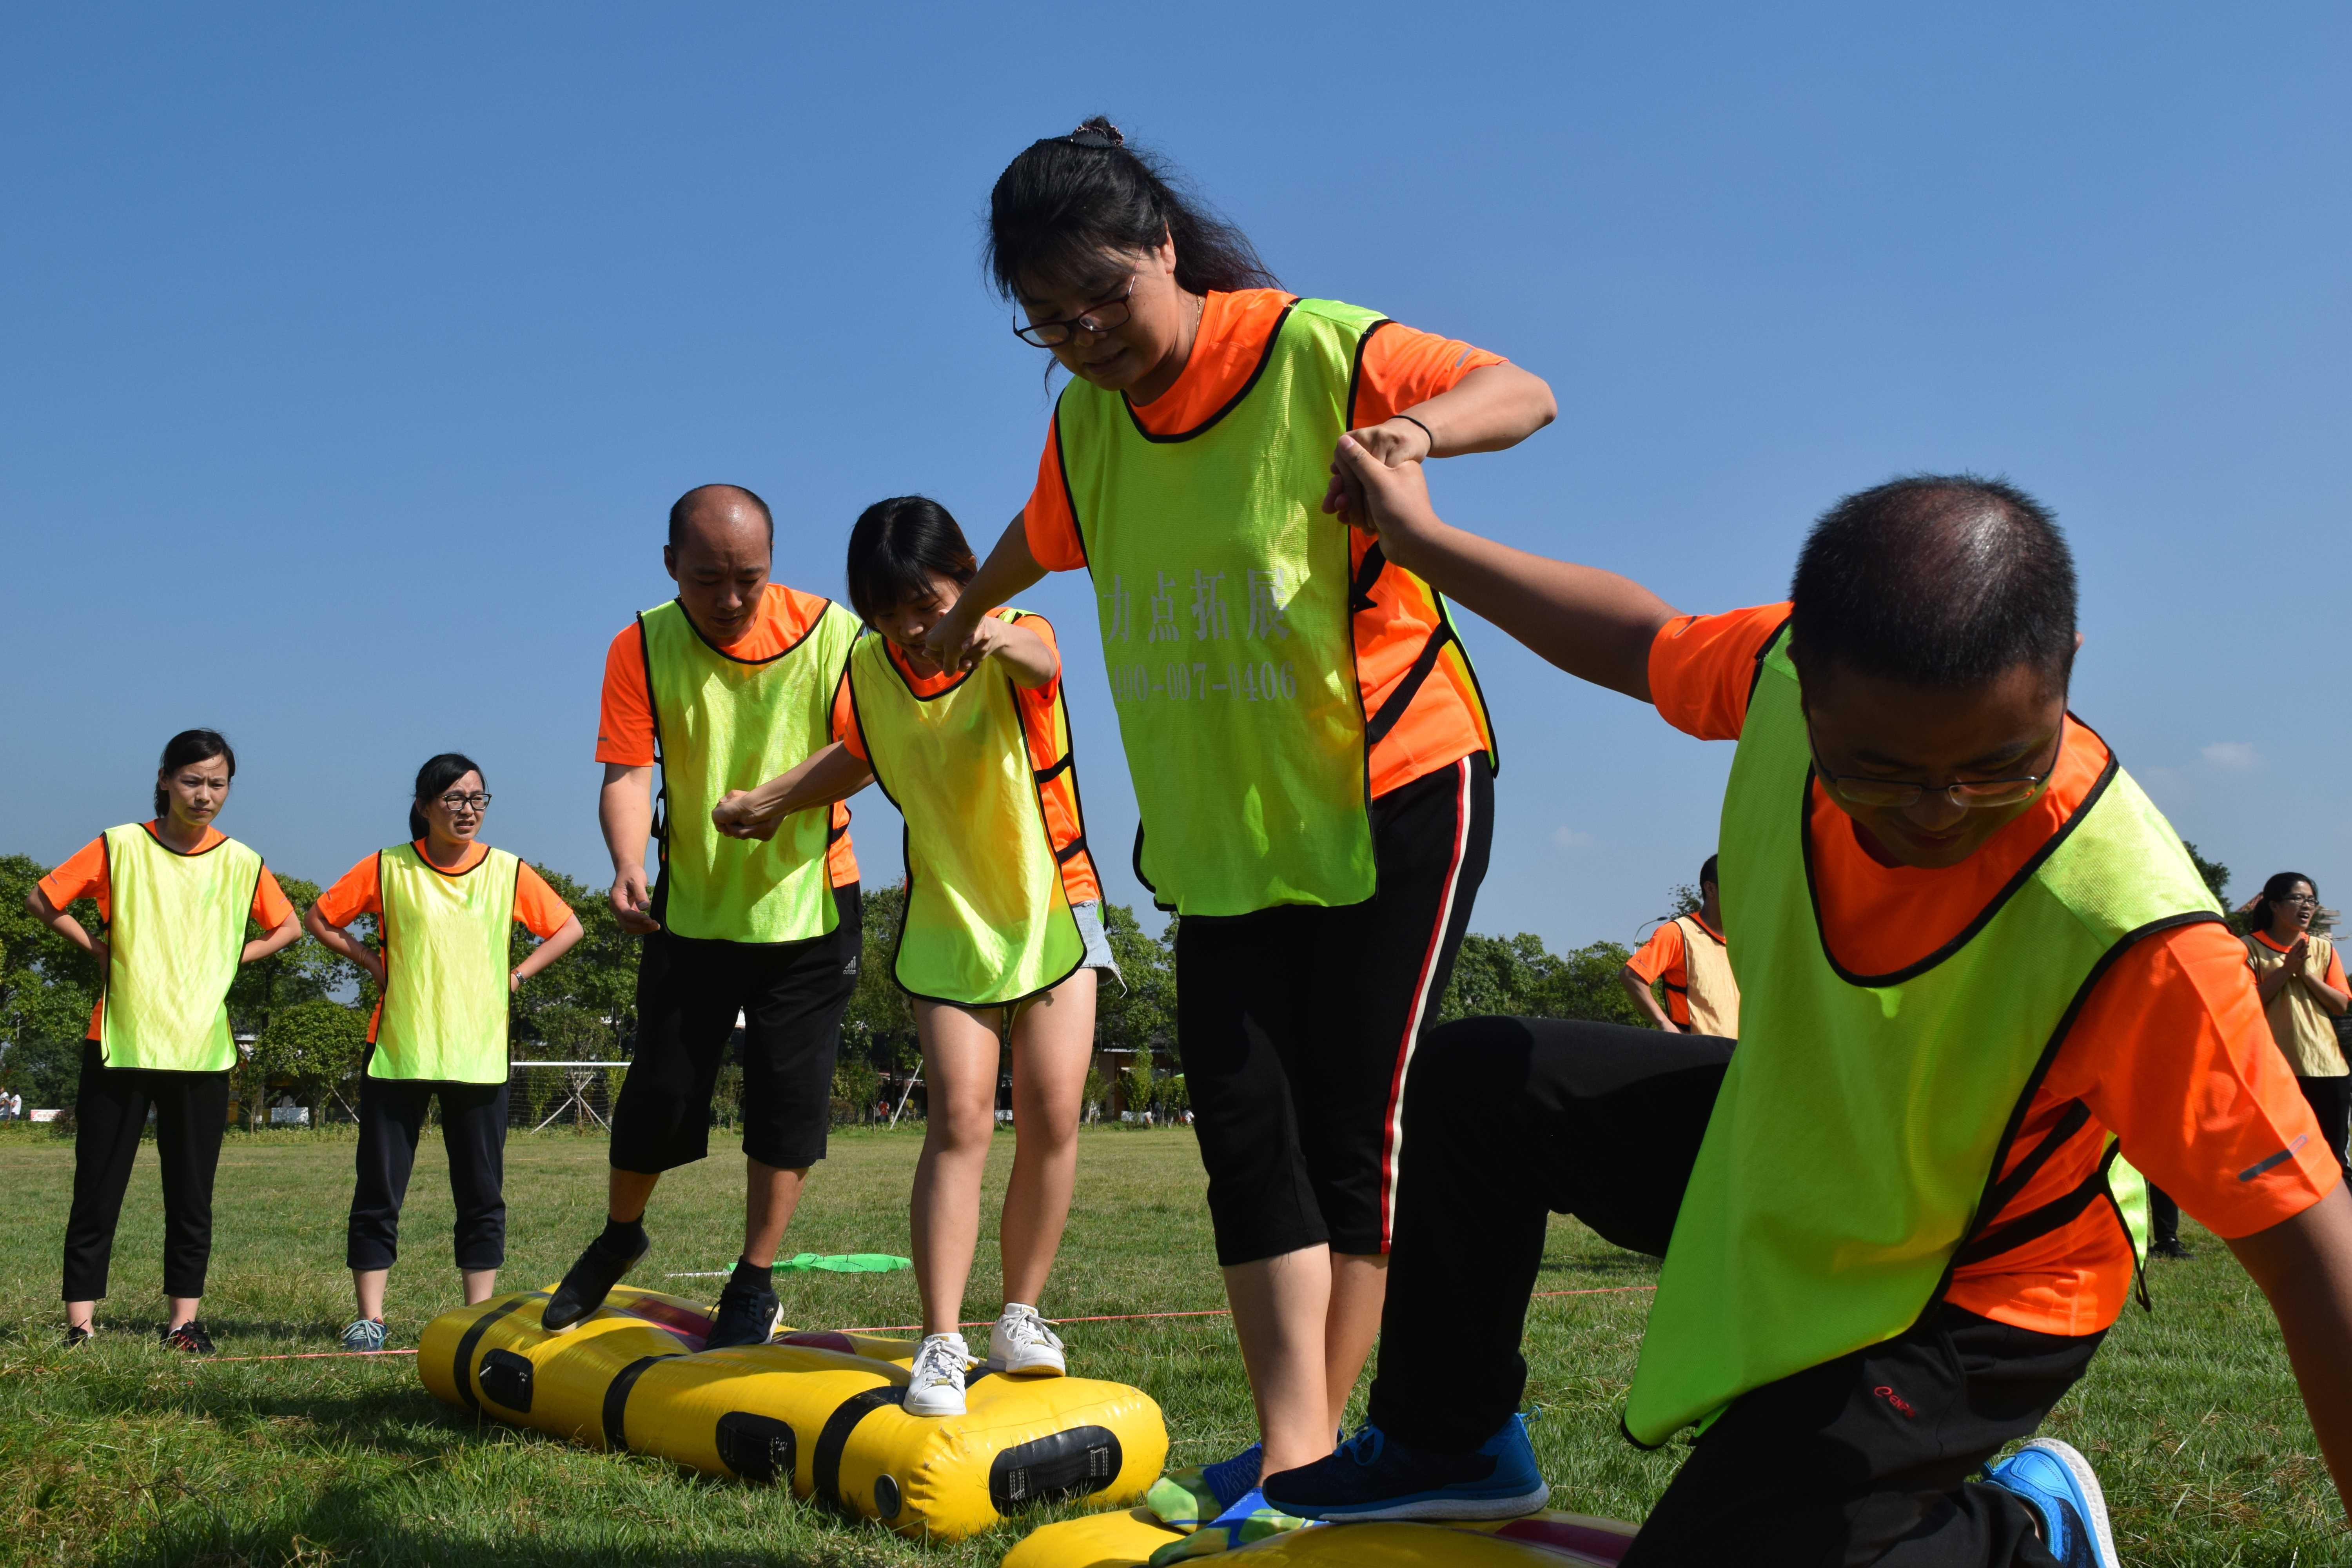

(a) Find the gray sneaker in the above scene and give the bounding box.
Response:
[340,1317,388,1352]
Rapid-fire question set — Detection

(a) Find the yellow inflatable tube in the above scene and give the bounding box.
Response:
[1003,1508,1639,1567]
[418,1286,1165,1541]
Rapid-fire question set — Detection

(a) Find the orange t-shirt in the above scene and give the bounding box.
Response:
[316,842,576,1042]
[596,583,857,887]
[1648,603,2339,1336]
[39,822,298,1042]
[1626,915,1726,1029]
[1023,288,1502,797]
[831,613,1101,907]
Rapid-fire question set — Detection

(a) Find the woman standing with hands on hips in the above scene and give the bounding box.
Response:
[2244,871,2352,1185]
[307,755,583,1350]
[28,729,303,1352]
[928,118,1554,1551]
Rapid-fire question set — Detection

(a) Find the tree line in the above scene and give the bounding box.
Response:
[1,849,1691,1118]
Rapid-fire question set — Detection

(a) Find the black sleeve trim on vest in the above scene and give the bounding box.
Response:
[1363,622,1457,750]
[813,1383,906,1505]
[1131,823,1173,914]
[1051,410,1091,573]
[1748,616,1794,711]
[1121,303,1297,444]
[451,1293,544,1412]
[1806,726,2122,989]
[1350,541,1388,614]
[601,1352,682,1452]
[1343,316,1396,433]
[1929,908,2226,1310]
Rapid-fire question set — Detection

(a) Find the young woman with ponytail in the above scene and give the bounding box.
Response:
[307,754,582,1349]
[28,729,303,1352]
[928,117,1555,1545]
[2244,871,2352,1184]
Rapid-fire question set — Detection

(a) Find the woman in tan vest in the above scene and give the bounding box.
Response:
[2246,871,2351,1183]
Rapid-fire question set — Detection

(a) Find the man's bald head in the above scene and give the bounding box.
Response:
[1789,474,2076,693]
[668,484,775,552]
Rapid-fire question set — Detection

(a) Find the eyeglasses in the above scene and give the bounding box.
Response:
[1013,275,1136,347]
[437,792,492,811]
[1808,736,2056,812]
[2275,891,2319,906]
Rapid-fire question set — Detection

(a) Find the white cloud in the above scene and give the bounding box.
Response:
[1552,826,1596,850]
[2200,742,2259,771]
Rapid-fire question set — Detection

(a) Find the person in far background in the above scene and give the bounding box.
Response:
[2245,872,2351,1187]
[27,729,303,1353]
[1619,854,1740,1040]
[307,753,584,1350]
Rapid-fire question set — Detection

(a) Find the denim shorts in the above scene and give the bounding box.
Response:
[1071,900,1123,981]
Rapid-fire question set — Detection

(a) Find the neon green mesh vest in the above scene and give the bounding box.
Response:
[1055,298,1392,916]
[638,596,860,943]
[848,612,1086,1007]
[374,843,520,1084]
[1624,626,2219,1446]
[100,824,263,1073]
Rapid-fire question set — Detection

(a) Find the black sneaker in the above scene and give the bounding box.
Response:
[543,1228,650,1332]
[2150,1238,2194,1260]
[61,1324,93,1349]
[159,1320,217,1355]
[704,1274,783,1350]
[1263,1417,1550,1522]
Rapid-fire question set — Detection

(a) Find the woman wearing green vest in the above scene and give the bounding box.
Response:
[2244,871,2352,1185]
[30,729,303,1352]
[307,754,583,1350]
[926,118,1552,1544]
[715,496,1118,1418]
[1260,455,2352,1565]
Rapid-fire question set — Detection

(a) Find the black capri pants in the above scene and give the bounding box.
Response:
[346,1054,510,1273]
[1176,753,1492,1265]
[61,1044,230,1301]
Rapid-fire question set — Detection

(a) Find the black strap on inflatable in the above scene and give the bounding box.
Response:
[1364,621,1456,750]
[813,1383,906,1506]
[451,1294,541,1412]
[602,1353,682,1453]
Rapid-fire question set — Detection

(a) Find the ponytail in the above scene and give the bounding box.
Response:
[987,116,1279,301]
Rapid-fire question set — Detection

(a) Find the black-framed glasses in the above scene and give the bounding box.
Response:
[1808,735,2057,812]
[437,792,492,812]
[1012,275,1137,347]
[2276,891,2320,906]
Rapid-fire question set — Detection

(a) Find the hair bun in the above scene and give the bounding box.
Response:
[1065,115,1124,149]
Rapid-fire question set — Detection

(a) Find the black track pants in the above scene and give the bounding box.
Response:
[1174,753,1492,1265]
[61,1044,230,1301]
[2297,1075,2351,1187]
[1368,1016,2097,1567]
[346,1060,510,1272]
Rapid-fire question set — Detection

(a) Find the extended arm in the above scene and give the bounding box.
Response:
[713,742,875,842]
[512,915,585,991]
[1619,965,1679,1031]
[600,763,659,934]
[1330,437,1678,701]
[1321,363,1558,517]
[304,904,386,987]
[929,512,1048,672]
[2229,1184,2352,1505]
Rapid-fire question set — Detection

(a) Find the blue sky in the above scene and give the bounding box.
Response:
[5,5,2347,947]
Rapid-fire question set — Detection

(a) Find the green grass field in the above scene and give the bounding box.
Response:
[0,1122,2336,1567]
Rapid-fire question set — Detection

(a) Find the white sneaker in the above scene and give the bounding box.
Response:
[904,1332,969,1416]
[985,1303,1066,1376]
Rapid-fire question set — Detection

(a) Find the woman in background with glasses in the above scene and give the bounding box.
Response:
[928,116,1553,1544]
[2245,871,2351,1185]
[307,753,583,1349]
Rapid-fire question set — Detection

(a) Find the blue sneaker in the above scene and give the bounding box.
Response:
[1261,1416,1549,1522]
[1146,1441,1262,1531]
[1981,1438,2117,1568]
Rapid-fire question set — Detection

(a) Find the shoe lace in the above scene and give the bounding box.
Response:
[913,1337,964,1383]
[1339,1427,1387,1467]
[1003,1308,1056,1347]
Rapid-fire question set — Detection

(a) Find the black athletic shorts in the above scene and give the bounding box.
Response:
[1175,752,1493,1265]
[610,882,861,1174]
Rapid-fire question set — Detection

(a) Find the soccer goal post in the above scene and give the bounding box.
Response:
[507,1061,628,1132]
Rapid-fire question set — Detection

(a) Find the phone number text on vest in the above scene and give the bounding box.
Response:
[1098,568,1301,705]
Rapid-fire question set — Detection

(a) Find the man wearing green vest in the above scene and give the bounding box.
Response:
[1264,453,2352,1566]
[546,484,866,1349]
